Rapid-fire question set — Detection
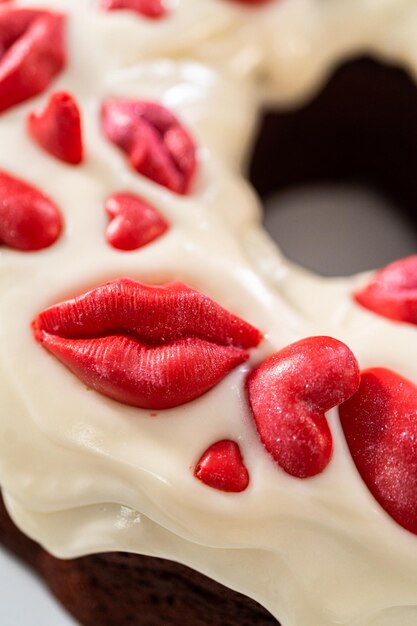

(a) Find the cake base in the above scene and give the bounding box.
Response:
[0,494,278,626]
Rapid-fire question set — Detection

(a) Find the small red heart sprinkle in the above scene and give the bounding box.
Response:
[340,368,417,536]
[247,336,360,478]
[0,8,66,113]
[105,192,169,251]
[194,440,249,493]
[355,255,417,325]
[101,99,197,195]
[0,170,63,251]
[99,0,167,19]
[27,92,83,165]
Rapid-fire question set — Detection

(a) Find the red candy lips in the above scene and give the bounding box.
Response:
[105,192,169,250]
[32,279,262,410]
[0,8,66,113]
[355,255,417,325]
[247,336,360,478]
[27,92,83,165]
[101,100,197,194]
[100,0,167,19]
[0,170,63,251]
[195,440,249,493]
[340,368,417,536]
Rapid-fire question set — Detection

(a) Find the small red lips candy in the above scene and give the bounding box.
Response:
[33,279,262,410]
[194,440,249,493]
[100,0,167,19]
[27,92,83,165]
[340,368,417,536]
[0,170,63,251]
[247,336,360,478]
[355,255,417,325]
[105,192,169,251]
[101,99,197,195]
[0,8,66,113]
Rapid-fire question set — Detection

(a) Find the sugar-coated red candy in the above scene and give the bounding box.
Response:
[33,279,262,409]
[0,8,66,113]
[27,92,83,165]
[0,170,63,251]
[100,0,167,19]
[355,255,417,325]
[101,99,197,195]
[194,440,250,493]
[340,368,417,536]
[247,336,360,478]
[105,192,169,251]
[232,0,272,4]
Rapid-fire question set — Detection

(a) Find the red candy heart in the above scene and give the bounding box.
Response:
[194,440,249,493]
[100,0,167,19]
[105,192,169,251]
[101,100,197,195]
[0,8,66,113]
[33,279,262,409]
[247,336,360,478]
[0,170,63,251]
[355,255,417,325]
[27,92,83,165]
[340,368,417,536]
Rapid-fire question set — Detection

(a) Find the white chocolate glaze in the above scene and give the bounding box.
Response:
[1,2,417,626]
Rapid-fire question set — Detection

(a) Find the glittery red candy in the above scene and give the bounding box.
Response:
[101,99,197,195]
[194,440,249,493]
[0,170,63,251]
[27,92,83,165]
[0,8,66,113]
[247,336,360,478]
[232,0,271,4]
[33,279,262,409]
[355,255,417,325]
[100,0,166,19]
[340,368,417,536]
[105,192,169,251]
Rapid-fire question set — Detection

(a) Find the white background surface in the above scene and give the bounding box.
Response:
[0,183,415,625]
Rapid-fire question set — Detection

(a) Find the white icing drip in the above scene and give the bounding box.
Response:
[0,1,417,625]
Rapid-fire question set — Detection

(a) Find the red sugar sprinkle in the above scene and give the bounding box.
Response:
[27,92,83,165]
[105,192,169,251]
[195,440,250,493]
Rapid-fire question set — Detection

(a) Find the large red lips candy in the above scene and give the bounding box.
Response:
[101,100,197,195]
[340,367,417,536]
[355,255,417,325]
[0,170,63,251]
[0,7,66,113]
[32,279,262,410]
[100,0,167,19]
[247,336,360,478]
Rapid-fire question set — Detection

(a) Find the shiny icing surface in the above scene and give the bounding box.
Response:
[1,1,417,625]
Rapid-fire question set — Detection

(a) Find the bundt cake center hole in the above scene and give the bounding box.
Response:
[249,57,417,276]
